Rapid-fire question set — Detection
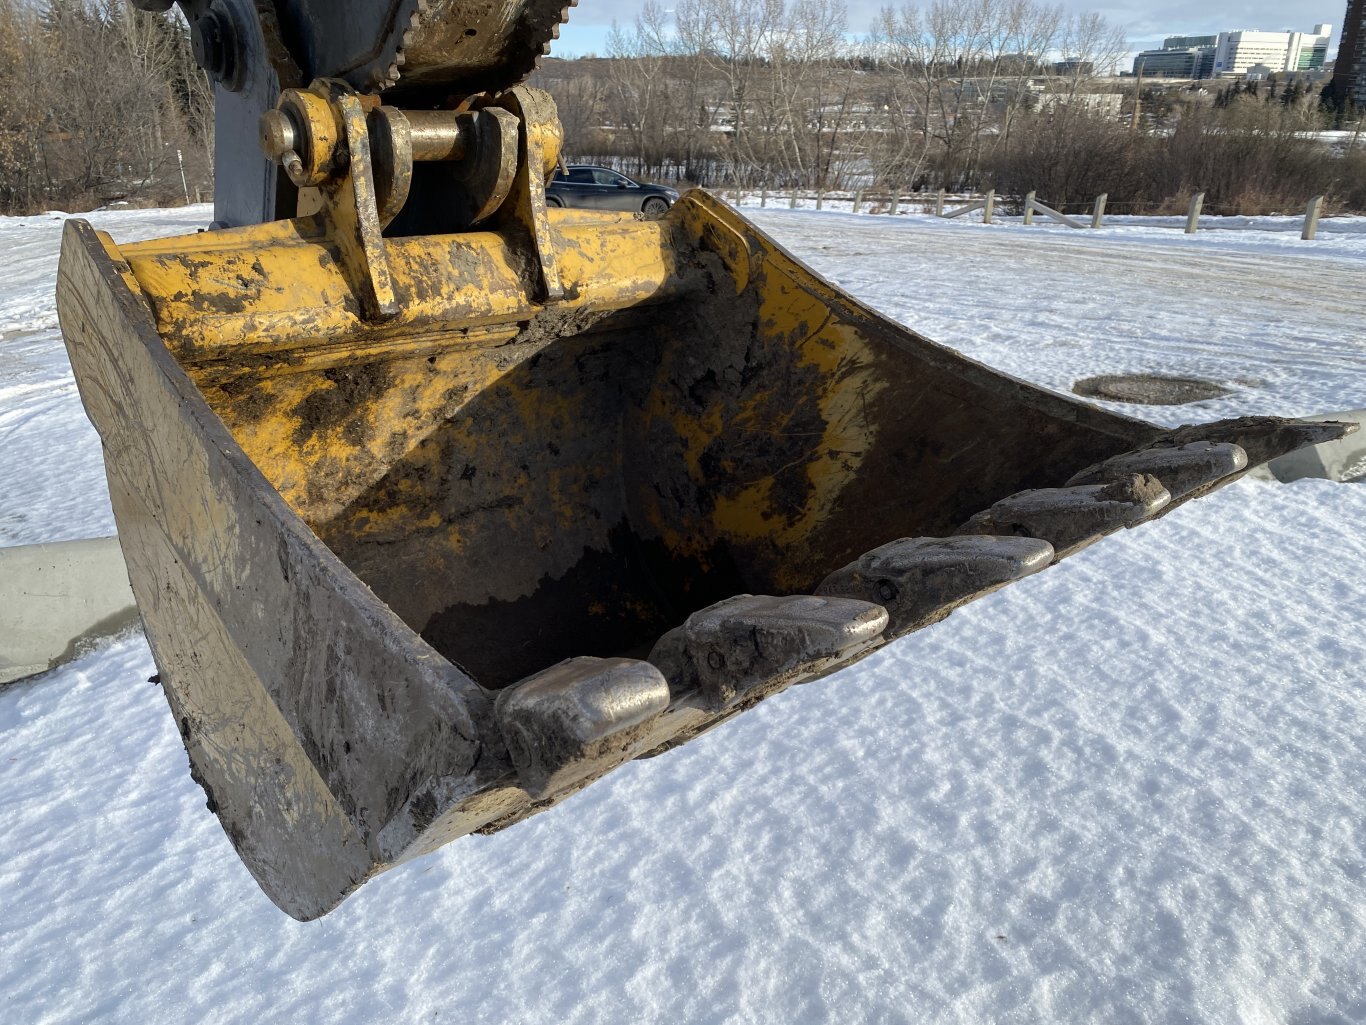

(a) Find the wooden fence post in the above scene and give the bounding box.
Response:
[983,190,995,224]
[1023,191,1036,225]
[816,190,824,211]
[1185,192,1205,234]
[1092,193,1108,229]
[1302,195,1325,240]
[890,190,900,216]
[760,185,768,208]
[935,189,946,217]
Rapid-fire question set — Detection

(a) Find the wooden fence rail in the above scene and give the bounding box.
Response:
[1302,195,1325,241]
[733,187,1339,240]
[1186,192,1206,234]
[1092,194,1108,230]
[942,191,995,223]
[1022,191,1086,229]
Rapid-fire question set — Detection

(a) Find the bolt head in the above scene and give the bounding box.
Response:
[259,110,298,161]
[191,15,221,73]
[191,7,241,89]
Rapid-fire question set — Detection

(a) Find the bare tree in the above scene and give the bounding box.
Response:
[874,0,1067,189]
[0,0,48,210]
[604,2,721,179]
[0,0,211,213]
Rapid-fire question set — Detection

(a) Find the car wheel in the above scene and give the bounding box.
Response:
[642,197,670,218]
[546,196,563,208]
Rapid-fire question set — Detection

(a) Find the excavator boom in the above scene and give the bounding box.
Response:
[58,2,1352,919]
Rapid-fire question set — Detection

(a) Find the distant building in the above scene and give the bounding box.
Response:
[1133,45,1216,79]
[1137,24,1335,81]
[1210,25,1333,78]
[1037,93,1123,117]
[1051,58,1095,76]
[1163,35,1217,50]
[1328,0,1365,107]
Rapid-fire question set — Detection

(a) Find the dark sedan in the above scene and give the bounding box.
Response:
[546,165,679,217]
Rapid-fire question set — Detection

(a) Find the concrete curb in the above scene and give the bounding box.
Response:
[0,537,139,685]
[1250,409,1366,484]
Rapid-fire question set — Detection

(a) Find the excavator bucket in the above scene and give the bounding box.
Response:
[59,2,1351,919]
[57,190,1349,918]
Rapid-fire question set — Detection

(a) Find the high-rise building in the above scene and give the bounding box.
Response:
[1209,25,1334,78]
[1329,1,1365,107]
[1135,24,1335,82]
[1133,45,1214,78]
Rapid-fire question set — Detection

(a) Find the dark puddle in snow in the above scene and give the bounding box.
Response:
[1072,374,1232,406]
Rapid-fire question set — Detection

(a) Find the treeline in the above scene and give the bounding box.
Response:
[0,0,212,215]
[993,90,1366,216]
[534,0,1130,192]
[531,0,1366,216]
[1,0,1358,219]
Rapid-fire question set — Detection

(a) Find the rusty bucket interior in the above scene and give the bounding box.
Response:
[128,193,1165,690]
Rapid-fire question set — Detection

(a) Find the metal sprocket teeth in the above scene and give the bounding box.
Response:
[351,0,424,94]
[368,0,578,96]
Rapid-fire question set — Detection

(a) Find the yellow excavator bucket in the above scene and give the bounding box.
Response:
[57,3,1350,919]
[57,187,1348,918]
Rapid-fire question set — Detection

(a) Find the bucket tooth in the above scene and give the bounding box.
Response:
[956,475,1171,559]
[494,657,671,800]
[1066,441,1248,500]
[649,595,888,711]
[816,536,1055,636]
[1164,416,1357,467]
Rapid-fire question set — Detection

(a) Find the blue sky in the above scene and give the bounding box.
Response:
[550,2,1347,58]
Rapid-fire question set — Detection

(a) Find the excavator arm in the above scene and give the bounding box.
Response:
[58,2,1352,919]
[132,0,575,227]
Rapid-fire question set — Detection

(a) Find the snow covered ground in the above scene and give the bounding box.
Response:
[744,207,1366,429]
[0,207,216,547]
[2,205,1365,1025]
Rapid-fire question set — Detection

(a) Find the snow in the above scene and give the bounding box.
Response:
[0,206,215,547]
[742,208,1366,428]
[2,204,1365,1025]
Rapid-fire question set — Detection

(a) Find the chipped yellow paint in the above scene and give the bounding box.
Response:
[105,188,891,609]
[109,207,697,535]
[119,211,682,365]
[715,262,888,550]
[650,195,888,576]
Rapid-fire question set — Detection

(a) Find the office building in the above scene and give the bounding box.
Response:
[1137,24,1335,80]
[1163,35,1217,50]
[1133,46,1215,78]
[1210,26,1333,78]
[1133,38,1217,79]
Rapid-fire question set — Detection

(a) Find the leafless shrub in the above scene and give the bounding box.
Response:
[0,0,210,214]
